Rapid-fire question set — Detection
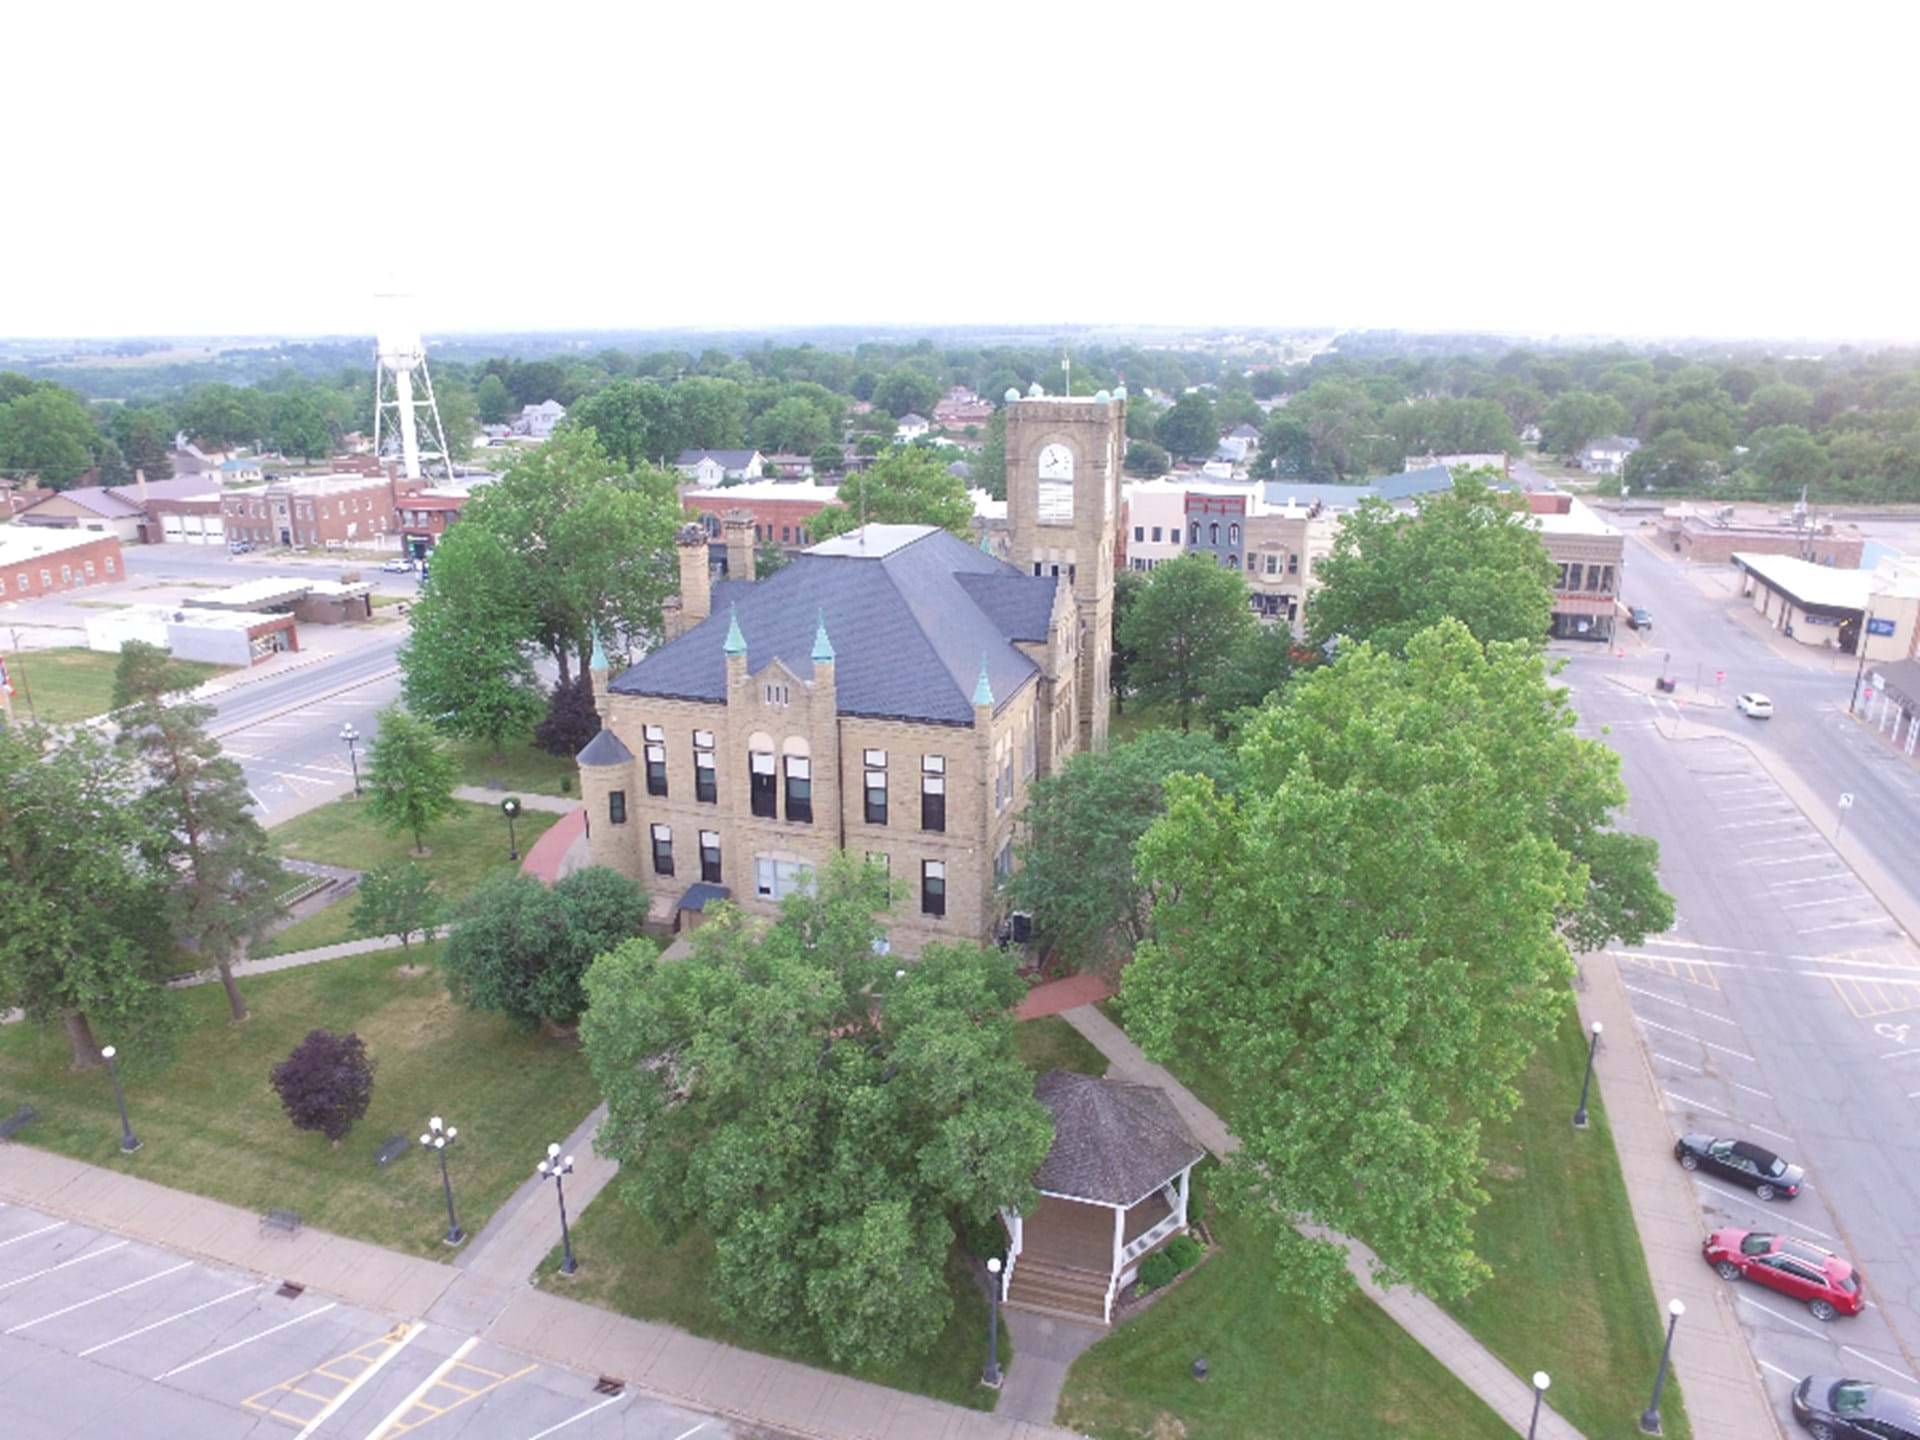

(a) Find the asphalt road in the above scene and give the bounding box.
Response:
[1558,532,1920,1422]
[0,1201,739,1440]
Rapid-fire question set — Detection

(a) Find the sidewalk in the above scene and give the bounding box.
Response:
[1058,1004,1586,1440]
[1574,960,1784,1440]
[452,786,580,814]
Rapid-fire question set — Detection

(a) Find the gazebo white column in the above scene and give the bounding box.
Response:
[1111,1202,1124,1279]
[1175,1164,1191,1228]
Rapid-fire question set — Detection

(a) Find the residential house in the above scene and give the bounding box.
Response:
[1405,452,1510,477]
[676,449,766,487]
[511,400,567,438]
[933,387,995,431]
[1578,436,1639,476]
[170,432,234,476]
[895,413,931,442]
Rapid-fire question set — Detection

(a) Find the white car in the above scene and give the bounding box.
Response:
[381,558,414,573]
[1737,692,1774,719]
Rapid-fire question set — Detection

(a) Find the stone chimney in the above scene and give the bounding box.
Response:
[675,523,712,634]
[723,509,756,582]
[135,467,149,503]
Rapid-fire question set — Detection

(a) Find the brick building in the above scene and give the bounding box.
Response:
[1658,505,1865,568]
[683,480,841,554]
[221,474,404,550]
[0,527,125,600]
[1528,493,1625,641]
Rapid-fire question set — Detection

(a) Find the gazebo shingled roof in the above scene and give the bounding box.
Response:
[1032,1070,1205,1208]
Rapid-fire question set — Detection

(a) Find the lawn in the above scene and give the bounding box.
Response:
[254,796,559,958]
[1015,1015,1109,1077]
[536,1185,1009,1412]
[0,647,224,724]
[445,736,580,797]
[0,945,602,1258]
[1446,1007,1692,1439]
[1107,701,1178,747]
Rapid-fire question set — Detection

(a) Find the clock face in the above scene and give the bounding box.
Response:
[1037,443,1074,481]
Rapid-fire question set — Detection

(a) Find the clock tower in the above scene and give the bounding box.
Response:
[1005,384,1126,753]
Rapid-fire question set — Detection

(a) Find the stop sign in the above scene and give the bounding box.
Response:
[1715,670,1725,682]
[1864,688,1875,702]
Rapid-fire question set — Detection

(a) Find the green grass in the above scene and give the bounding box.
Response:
[445,736,580,797]
[1446,1007,1692,1439]
[369,592,409,609]
[1015,1015,1110,1077]
[0,944,601,1258]
[0,647,224,724]
[254,796,559,958]
[535,1185,1009,1412]
[1107,701,1178,747]
[1059,1204,1512,1440]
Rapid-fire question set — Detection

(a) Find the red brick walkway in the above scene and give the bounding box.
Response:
[1015,970,1113,1019]
[521,804,585,884]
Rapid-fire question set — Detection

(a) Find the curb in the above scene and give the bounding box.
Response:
[209,666,399,740]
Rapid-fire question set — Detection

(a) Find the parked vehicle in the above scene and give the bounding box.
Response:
[1704,1229,1864,1320]
[227,540,251,554]
[1793,1375,1920,1439]
[1737,692,1775,718]
[381,557,414,573]
[1674,1134,1803,1200]
[1629,607,1653,630]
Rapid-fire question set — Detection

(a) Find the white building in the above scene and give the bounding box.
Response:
[1121,480,1189,572]
[1579,437,1640,476]
[512,400,567,438]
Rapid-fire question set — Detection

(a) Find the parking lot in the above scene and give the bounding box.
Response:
[0,1203,742,1440]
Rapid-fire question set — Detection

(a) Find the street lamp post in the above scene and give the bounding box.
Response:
[1639,1299,1685,1434]
[341,723,362,797]
[99,1045,140,1154]
[501,797,522,861]
[1572,1020,1603,1129]
[538,1143,578,1275]
[420,1116,463,1245]
[982,1257,1004,1388]
[1528,1371,1550,1440]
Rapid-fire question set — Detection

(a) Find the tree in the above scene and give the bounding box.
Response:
[1,384,99,487]
[270,389,332,461]
[755,538,791,578]
[1745,383,1814,433]
[1744,425,1828,497]
[110,406,175,480]
[1154,392,1219,459]
[110,639,203,710]
[1306,473,1554,656]
[974,408,1007,500]
[476,373,515,426]
[854,433,885,458]
[271,1030,375,1144]
[671,376,748,450]
[444,866,649,1030]
[809,443,844,476]
[400,524,544,754]
[433,379,477,463]
[177,384,266,450]
[1109,567,1144,712]
[1117,553,1255,731]
[1254,414,1317,480]
[1291,379,1379,479]
[1623,431,1721,494]
[0,723,177,1069]
[580,855,1052,1368]
[1012,730,1238,972]
[363,704,460,855]
[118,682,285,1022]
[1540,391,1631,459]
[1202,623,1300,734]
[871,369,940,422]
[753,396,832,454]
[353,862,440,954]
[1122,621,1670,1316]
[534,672,602,757]
[810,446,974,542]
[1124,440,1170,477]
[570,378,679,469]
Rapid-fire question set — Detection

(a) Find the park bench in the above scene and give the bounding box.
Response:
[0,1105,37,1140]
[374,1134,411,1167]
[260,1207,302,1238]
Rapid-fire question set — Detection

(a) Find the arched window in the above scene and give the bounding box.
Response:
[1229,522,1240,545]
[1190,521,1200,543]
[1209,522,1219,545]
[1226,554,1237,569]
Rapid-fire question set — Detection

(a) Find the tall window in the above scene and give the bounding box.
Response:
[921,755,945,833]
[651,824,674,876]
[922,860,946,917]
[1289,553,1299,574]
[996,746,1014,812]
[755,855,813,900]
[995,841,1014,886]
[1152,526,1162,542]
[644,725,667,796]
[750,750,776,818]
[866,851,889,875]
[1229,522,1240,545]
[694,730,717,802]
[699,829,722,883]
[1190,520,1200,543]
[1023,723,1037,778]
[1209,522,1219,545]
[785,755,812,824]
[1265,554,1278,574]
[608,790,627,826]
[864,749,888,825]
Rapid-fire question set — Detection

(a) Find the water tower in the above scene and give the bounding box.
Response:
[372,287,454,482]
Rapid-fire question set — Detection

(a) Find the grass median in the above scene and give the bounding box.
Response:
[1,646,224,724]
[0,944,600,1258]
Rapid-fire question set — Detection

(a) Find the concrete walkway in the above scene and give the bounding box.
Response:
[453,785,580,814]
[997,1309,1103,1425]
[1058,1004,1587,1440]
[166,932,426,989]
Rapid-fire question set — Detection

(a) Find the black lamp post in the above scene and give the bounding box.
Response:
[341,723,362,797]
[420,1115,463,1245]
[1528,1371,1550,1440]
[100,1045,140,1154]
[1572,1019,1604,1129]
[1639,1298,1684,1434]
[539,1143,578,1275]
[982,1256,1004,1387]
[501,796,522,861]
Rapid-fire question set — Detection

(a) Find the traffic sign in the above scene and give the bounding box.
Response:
[1839,793,1855,810]
[1715,670,1725,682]
[1864,688,1875,702]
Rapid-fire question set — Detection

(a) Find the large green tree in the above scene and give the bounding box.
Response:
[270,389,332,461]
[1154,392,1219,459]
[399,524,544,754]
[809,446,974,542]
[580,856,1053,1369]
[1011,730,1239,973]
[177,383,267,450]
[1306,473,1554,655]
[1121,622,1671,1315]
[1116,552,1255,731]
[475,373,515,426]
[363,704,461,855]
[444,866,649,1030]
[1,384,100,487]
[1540,391,1630,459]
[569,378,679,469]
[671,376,748,450]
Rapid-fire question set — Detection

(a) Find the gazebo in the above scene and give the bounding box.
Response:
[1000,1070,1206,1325]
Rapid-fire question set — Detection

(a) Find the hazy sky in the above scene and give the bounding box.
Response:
[9,2,1915,343]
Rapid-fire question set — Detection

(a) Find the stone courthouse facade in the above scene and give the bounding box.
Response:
[577,389,1127,952]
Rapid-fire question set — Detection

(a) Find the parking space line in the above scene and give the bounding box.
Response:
[1770,875,1845,890]
[4,1261,192,1333]
[670,1424,710,1440]
[1692,1181,1836,1238]
[1842,1345,1920,1385]
[1718,818,1803,829]
[1634,1015,1758,1062]
[365,1336,478,1440]
[1619,982,1742,1025]
[1799,918,1893,935]
[1731,1081,1773,1099]
[1781,894,1870,910]
[522,1396,627,1440]
[154,1302,337,1380]
[0,1222,66,1249]
[1652,1053,1703,1072]
[0,1240,127,1291]
[1753,1124,1796,1144]
[1757,1359,1801,1382]
[1664,1089,1728,1117]
[1737,1293,1823,1336]
[1739,837,1824,850]
[78,1283,261,1356]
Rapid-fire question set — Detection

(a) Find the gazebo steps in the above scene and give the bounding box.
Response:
[1006,1256,1109,1325]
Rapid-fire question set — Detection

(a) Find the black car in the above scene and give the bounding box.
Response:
[1674,1134,1803,1200]
[1629,607,1653,629]
[1794,1375,1920,1439]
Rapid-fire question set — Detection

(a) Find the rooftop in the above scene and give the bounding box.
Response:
[683,479,841,503]
[0,525,122,563]
[1734,551,1918,610]
[1032,1070,1206,1208]
[1531,497,1619,538]
[227,473,391,496]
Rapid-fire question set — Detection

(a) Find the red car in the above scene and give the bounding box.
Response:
[1704,1228,1865,1321]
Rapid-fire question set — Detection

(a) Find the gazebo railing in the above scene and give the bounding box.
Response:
[1119,1208,1184,1268]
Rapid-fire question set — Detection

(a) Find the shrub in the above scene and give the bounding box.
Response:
[955,1209,1008,1261]
[535,674,602,757]
[1138,1252,1178,1290]
[270,1029,375,1143]
[1165,1233,1204,1272]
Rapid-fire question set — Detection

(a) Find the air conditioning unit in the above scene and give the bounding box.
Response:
[1010,912,1034,944]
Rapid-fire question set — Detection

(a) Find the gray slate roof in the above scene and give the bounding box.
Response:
[1033,1071,1205,1208]
[576,727,635,767]
[677,449,760,469]
[1371,463,1458,501]
[612,525,1054,726]
[1261,462,1458,512]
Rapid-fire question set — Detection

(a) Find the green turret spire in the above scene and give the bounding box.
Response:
[811,608,835,663]
[972,654,995,708]
[589,625,609,672]
[724,605,747,656]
